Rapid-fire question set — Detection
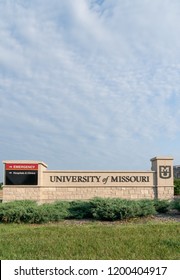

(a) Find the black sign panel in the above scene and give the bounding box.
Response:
[5,163,38,185]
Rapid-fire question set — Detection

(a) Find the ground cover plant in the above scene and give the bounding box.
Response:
[171,199,180,212]
[0,222,179,259]
[0,198,177,223]
[153,199,171,213]
[0,200,70,223]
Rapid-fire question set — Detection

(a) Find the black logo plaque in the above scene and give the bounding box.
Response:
[159,166,171,179]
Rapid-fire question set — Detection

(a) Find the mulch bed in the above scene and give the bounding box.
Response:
[153,209,180,223]
[56,211,180,226]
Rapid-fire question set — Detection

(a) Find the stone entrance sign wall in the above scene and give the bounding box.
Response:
[2,157,174,203]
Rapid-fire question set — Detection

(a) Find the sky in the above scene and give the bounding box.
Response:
[1,0,180,181]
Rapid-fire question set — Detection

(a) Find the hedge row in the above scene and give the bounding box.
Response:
[0,200,70,223]
[0,198,179,223]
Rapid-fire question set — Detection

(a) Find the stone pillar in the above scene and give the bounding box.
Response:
[2,160,48,202]
[37,162,48,186]
[151,157,174,200]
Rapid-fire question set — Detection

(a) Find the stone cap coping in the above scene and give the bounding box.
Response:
[44,170,154,173]
[2,160,48,168]
[151,156,174,161]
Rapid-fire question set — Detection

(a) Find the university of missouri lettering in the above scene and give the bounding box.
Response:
[50,176,101,183]
[111,176,150,183]
[50,175,150,184]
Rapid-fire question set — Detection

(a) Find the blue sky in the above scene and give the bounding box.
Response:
[1,0,180,181]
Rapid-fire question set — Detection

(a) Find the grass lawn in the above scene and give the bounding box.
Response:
[0,220,179,260]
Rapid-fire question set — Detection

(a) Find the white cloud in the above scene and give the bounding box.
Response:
[0,0,180,180]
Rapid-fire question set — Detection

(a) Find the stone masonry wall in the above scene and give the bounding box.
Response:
[2,185,174,203]
[40,186,157,203]
[3,187,40,202]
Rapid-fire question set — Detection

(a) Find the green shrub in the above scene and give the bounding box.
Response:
[0,200,70,224]
[0,198,162,223]
[171,199,180,212]
[2,200,37,207]
[88,198,156,221]
[89,198,124,220]
[21,205,50,223]
[0,201,39,223]
[0,200,37,223]
[0,206,27,223]
[69,200,92,219]
[39,201,70,222]
[153,199,170,213]
[174,179,180,195]
[135,199,156,216]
